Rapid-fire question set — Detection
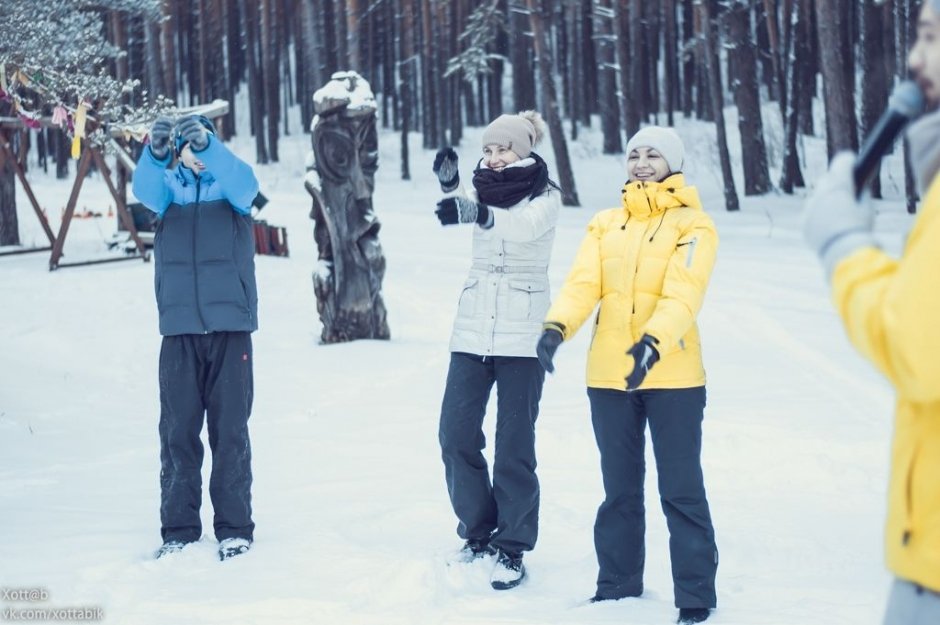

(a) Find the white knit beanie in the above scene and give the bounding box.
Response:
[481,111,546,159]
[625,126,685,173]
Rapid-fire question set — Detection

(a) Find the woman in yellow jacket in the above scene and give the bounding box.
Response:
[537,127,718,625]
[803,4,940,622]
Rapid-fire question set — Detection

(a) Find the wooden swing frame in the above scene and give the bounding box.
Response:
[0,100,230,270]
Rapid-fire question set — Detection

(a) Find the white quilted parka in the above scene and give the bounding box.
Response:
[448,161,561,358]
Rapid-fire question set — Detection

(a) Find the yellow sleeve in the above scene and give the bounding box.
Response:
[832,229,940,402]
[545,215,603,339]
[643,212,718,352]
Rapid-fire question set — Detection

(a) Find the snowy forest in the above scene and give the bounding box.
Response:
[0,1,930,623]
[0,0,925,248]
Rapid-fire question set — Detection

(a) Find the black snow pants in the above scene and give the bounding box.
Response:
[439,352,545,554]
[158,332,254,544]
[588,386,717,609]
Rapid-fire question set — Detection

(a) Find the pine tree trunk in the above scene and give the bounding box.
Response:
[595,0,622,153]
[240,0,268,163]
[398,0,413,179]
[261,0,280,161]
[611,0,636,141]
[580,0,595,126]
[663,0,678,125]
[144,21,164,100]
[300,0,319,128]
[780,0,806,193]
[698,0,739,211]
[681,0,695,116]
[727,1,771,195]
[816,0,858,156]
[419,0,439,148]
[510,0,536,111]
[643,1,660,118]
[859,0,889,198]
[628,0,647,126]
[797,0,815,136]
[897,0,919,212]
[346,0,361,72]
[55,129,69,179]
[161,0,178,102]
[0,130,19,247]
[527,0,579,207]
[761,0,785,116]
[335,0,349,68]
[565,0,580,137]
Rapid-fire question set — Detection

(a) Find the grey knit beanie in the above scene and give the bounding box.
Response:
[481,110,546,158]
[625,125,685,173]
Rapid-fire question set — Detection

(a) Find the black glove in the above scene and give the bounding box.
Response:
[536,325,565,373]
[176,115,210,152]
[433,147,460,192]
[625,334,660,391]
[149,116,174,159]
[435,197,490,227]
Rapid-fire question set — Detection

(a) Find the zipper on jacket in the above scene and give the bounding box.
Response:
[193,176,208,333]
[678,236,699,268]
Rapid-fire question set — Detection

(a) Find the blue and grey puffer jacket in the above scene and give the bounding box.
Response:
[132,136,260,336]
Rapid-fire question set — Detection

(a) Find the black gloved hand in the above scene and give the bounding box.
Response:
[435,197,490,227]
[433,147,460,193]
[625,334,660,391]
[176,115,210,152]
[536,325,565,373]
[149,116,174,159]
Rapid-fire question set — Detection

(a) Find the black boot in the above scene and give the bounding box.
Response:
[154,540,188,559]
[218,537,251,561]
[458,537,496,562]
[490,550,526,590]
[677,607,711,624]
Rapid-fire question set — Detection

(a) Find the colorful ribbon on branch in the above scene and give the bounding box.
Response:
[71,101,88,159]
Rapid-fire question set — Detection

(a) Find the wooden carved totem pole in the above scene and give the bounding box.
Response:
[304,71,390,343]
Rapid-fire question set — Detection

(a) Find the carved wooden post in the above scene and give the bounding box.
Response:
[304,71,390,343]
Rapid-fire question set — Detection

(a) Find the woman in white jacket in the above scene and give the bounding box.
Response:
[432,111,561,591]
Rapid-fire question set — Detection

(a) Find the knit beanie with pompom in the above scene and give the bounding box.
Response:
[481,110,546,159]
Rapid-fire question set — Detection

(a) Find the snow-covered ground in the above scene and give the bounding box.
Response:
[0,102,910,624]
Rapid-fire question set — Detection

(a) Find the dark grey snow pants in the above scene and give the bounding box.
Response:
[439,352,544,554]
[158,332,255,544]
[588,386,717,609]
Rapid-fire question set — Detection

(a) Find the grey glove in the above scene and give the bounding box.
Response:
[149,116,174,160]
[435,196,491,227]
[176,115,210,152]
[802,151,877,281]
[433,147,460,193]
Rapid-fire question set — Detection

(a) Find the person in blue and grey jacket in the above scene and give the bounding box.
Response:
[133,114,259,562]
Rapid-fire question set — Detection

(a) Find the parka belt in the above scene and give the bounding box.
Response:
[471,263,548,274]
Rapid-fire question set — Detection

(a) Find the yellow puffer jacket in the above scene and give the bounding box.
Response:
[546,173,718,390]
[831,174,940,593]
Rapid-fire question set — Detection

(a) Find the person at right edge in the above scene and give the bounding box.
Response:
[802,2,940,623]
[537,126,718,624]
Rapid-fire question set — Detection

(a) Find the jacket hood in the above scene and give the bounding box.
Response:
[620,173,701,220]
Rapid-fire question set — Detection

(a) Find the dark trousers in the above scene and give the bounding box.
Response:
[439,352,545,554]
[159,332,254,544]
[588,386,717,608]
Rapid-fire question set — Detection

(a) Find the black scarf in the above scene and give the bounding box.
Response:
[472,152,551,208]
